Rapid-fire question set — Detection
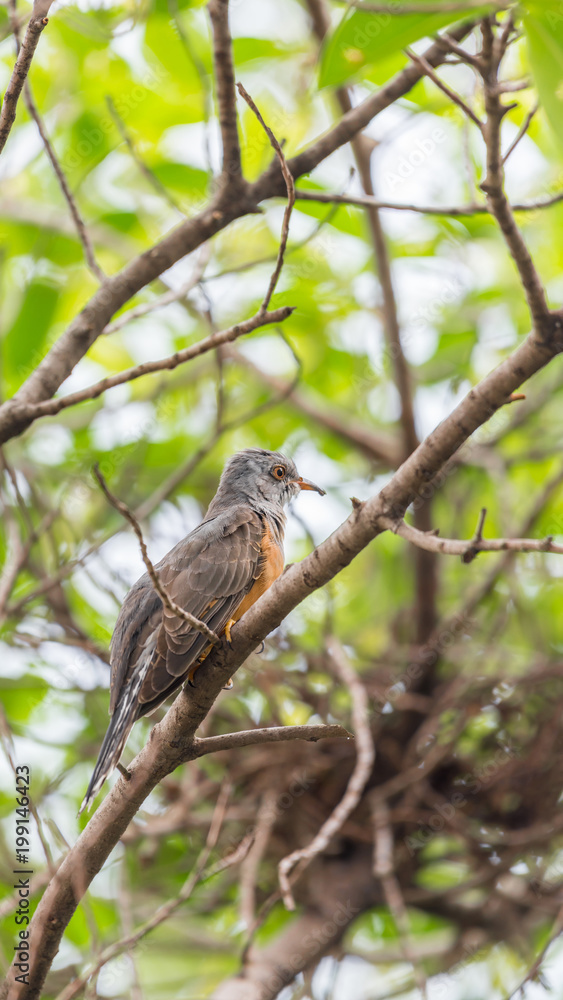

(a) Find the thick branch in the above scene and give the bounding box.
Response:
[208,0,242,182]
[211,904,356,1000]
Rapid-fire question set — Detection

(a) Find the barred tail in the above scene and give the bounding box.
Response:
[78,706,135,815]
[79,642,156,814]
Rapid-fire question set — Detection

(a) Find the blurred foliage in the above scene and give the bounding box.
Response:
[1,1,563,998]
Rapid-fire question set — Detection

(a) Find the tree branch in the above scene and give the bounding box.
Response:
[278,640,375,909]
[294,187,563,216]
[307,0,436,642]
[208,0,243,183]
[106,95,184,214]
[342,0,508,10]
[372,799,428,997]
[102,245,210,335]
[93,465,221,646]
[478,19,550,326]
[8,305,293,422]
[23,82,104,281]
[194,724,351,756]
[406,47,484,129]
[54,786,249,1000]
[0,20,475,449]
[7,0,104,280]
[4,287,563,996]
[0,0,52,156]
[237,82,295,313]
[381,515,563,562]
[502,100,538,163]
[225,345,402,467]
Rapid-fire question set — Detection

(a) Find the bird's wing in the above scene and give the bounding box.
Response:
[109,506,265,715]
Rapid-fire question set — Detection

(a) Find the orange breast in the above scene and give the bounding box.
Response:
[232,521,284,621]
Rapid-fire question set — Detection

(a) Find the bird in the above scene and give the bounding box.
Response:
[80,448,325,813]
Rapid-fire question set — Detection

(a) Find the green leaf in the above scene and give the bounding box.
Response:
[523,7,563,146]
[319,1,490,89]
[2,280,59,396]
[0,677,49,725]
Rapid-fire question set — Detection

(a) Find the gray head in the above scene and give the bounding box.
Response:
[209,448,325,512]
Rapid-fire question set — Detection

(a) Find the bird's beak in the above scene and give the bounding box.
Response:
[291,476,326,496]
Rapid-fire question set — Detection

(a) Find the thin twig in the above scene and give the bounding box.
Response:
[504,902,563,1000]
[373,800,428,998]
[106,95,183,214]
[278,640,374,909]
[11,305,293,422]
[0,0,52,155]
[406,48,483,129]
[92,464,221,645]
[0,505,57,619]
[168,0,213,173]
[502,100,538,163]
[103,244,211,336]
[236,83,295,314]
[8,0,103,279]
[342,0,509,10]
[294,187,563,216]
[117,866,142,1000]
[240,789,279,929]
[435,30,482,68]
[24,87,104,280]
[382,516,563,562]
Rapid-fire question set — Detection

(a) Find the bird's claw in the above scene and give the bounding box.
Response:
[224,618,236,648]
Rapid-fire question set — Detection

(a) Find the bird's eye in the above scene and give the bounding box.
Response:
[272,465,286,480]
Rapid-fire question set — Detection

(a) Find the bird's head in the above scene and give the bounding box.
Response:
[215,448,325,509]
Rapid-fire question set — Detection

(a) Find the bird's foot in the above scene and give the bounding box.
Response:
[187,647,213,688]
[255,640,265,654]
[117,762,132,781]
[224,618,236,647]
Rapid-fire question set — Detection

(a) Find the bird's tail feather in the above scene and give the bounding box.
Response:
[79,641,156,815]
